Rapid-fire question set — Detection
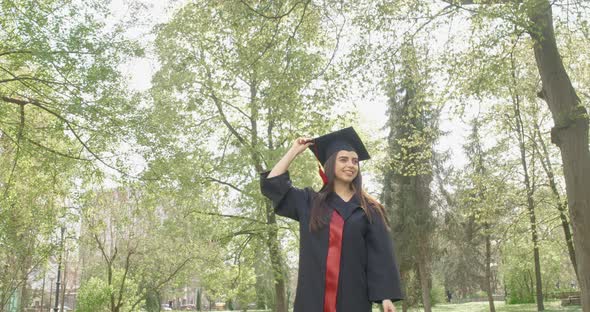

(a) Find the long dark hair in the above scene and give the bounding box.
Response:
[309,152,390,232]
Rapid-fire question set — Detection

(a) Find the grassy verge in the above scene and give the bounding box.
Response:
[169,301,581,312]
[383,300,581,312]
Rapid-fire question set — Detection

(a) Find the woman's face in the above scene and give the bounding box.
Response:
[333,150,359,184]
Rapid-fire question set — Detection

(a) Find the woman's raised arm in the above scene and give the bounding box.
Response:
[267,137,313,178]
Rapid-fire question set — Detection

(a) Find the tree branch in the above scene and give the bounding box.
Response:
[443,0,519,5]
[93,233,112,267]
[238,0,305,20]
[0,127,93,161]
[217,98,252,122]
[3,103,25,199]
[246,17,282,68]
[116,249,135,310]
[0,49,96,58]
[0,76,71,87]
[203,176,246,194]
[192,210,265,225]
[282,0,312,73]
[231,235,254,287]
[1,95,144,179]
[209,90,248,147]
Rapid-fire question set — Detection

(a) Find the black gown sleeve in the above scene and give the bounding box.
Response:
[260,170,309,222]
[366,209,404,303]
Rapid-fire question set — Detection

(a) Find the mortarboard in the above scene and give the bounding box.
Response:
[308,127,370,184]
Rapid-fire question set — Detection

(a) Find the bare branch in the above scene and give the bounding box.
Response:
[231,235,253,287]
[93,233,112,266]
[0,50,97,58]
[204,176,246,194]
[0,126,93,161]
[209,89,248,147]
[0,76,72,87]
[217,98,252,122]
[116,249,135,310]
[282,0,312,73]
[3,103,25,199]
[190,210,265,225]
[246,18,282,68]
[24,137,93,161]
[442,0,519,5]
[238,0,305,20]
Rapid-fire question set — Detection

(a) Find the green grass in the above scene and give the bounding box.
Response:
[169,302,582,312]
[381,301,582,312]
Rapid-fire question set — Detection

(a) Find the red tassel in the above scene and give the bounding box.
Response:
[318,164,328,185]
[312,143,329,185]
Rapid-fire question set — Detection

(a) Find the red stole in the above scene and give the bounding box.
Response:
[323,210,344,312]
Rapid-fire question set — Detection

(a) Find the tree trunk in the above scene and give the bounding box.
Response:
[60,252,67,312]
[416,174,434,312]
[515,108,545,312]
[532,241,544,311]
[399,271,409,312]
[197,288,201,311]
[265,202,288,312]
[527,1,590,310]
[417,252,432,312]
[484,231,496,312]
[40,275,45,312]
[19,279,27,312]
[262,103,289,312]
[48,281,53,312]
[511,41,544,311]
[533,120,578,280]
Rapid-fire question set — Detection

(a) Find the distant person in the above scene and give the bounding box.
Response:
[261,127,403,312]
[446,290,452,303]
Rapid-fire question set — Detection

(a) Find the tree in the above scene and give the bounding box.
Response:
[79,185,216,312]
[440,1,590,307]
[382,41,440,312]
[531,104,577,281]
[1,1,143,309]
[147,1,346,311]
[0,0,143,174]
[455,117,510,312]
[0,105,81,311]
[506,49,546,311]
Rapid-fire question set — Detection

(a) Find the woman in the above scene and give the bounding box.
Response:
[260,127,403,312]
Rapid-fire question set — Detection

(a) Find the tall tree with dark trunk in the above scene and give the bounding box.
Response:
[382,41,439,312]
[526,3,590,308]
[531,114,578,281]
[463,119,498,312]
[508,51,545,311]
[437,1,590,308]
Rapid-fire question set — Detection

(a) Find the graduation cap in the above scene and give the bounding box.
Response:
[308,127,370,184]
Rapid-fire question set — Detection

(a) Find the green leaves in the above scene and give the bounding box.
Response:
[77,271,144,312]
[144,2,350,308]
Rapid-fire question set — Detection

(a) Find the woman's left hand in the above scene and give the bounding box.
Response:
[382,299,396,312]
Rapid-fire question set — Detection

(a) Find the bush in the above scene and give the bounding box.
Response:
[76,270,144,312]
[505,270,535,304]
[77,277,112,312]
[430,278,446,306]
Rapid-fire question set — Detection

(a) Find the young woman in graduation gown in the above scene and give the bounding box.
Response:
[260,127,403,312]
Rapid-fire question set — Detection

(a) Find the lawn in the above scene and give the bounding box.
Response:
[169,301,581,312]
[385,301,582,312]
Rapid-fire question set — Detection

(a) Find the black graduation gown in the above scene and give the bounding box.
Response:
[260,171,403,312]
